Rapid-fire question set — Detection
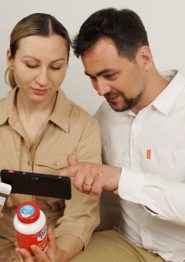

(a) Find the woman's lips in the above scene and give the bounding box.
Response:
[32,88,48,96]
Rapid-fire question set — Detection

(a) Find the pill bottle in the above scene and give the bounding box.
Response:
[13,201,48,255]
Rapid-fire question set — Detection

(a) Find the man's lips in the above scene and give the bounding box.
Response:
[105,93,120,101]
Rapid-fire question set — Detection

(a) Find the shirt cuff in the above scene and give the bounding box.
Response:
[118,168,148,204]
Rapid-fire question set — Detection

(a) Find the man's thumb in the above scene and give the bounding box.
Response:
[67,154,77,166]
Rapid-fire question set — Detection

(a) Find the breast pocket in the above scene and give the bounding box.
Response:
[140,149,185,182]
[34,154,69,174]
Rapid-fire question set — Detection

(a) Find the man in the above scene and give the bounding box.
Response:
[67,8,185,262]
[19,8,185,262]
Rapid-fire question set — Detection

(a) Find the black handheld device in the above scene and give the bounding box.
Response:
[0,169,71,199]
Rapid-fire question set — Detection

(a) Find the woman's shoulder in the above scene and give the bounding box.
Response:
[59,90,97,123]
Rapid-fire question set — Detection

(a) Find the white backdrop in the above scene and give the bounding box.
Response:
[1,0,185,114]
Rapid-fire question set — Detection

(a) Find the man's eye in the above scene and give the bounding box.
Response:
[104,74,115,79]
[89,76,96,81]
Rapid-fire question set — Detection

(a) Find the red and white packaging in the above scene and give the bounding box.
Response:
[13,201,48,255]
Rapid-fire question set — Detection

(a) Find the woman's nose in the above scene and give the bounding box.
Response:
[35,68,49,86]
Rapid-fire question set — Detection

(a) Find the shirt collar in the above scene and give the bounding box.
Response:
[0,88,72,133]
[50,89,72,133]
[0,88,16,125]
[151,70,185,114]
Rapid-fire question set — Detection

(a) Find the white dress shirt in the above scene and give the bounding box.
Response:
[96,70,185,262]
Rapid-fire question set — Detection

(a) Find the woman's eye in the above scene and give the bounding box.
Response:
[50,64,62,70]
[26,64,37,68]
[51,66,61,70]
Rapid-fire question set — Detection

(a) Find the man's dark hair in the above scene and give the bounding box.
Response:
[72,8,149,60]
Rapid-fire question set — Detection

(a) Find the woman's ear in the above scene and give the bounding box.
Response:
[6,49,14,69]
[136,46,153,71]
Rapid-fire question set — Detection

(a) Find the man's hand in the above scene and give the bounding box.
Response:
[59,155,122,194]
[16,227,70,262]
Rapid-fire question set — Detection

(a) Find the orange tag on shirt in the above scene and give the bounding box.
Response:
[146,149,152,159]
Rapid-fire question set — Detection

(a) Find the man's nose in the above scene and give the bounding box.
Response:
[93,79,111,96]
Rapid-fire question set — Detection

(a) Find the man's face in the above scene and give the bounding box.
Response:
[81,37,148,113]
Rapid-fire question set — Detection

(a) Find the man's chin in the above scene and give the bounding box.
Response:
[108,102,127,112]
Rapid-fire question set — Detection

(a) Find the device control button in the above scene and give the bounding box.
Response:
[8,170,14,173]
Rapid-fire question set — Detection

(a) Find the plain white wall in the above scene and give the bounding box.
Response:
[1,0,185,114]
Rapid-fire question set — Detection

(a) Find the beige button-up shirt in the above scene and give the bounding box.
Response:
[0,88,101,260]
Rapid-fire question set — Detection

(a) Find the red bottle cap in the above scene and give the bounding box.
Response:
[17,201,40,224]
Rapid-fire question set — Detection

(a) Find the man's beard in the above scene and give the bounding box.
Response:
[105,90,143,112]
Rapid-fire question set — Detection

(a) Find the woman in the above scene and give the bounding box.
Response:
[0,13,101,261]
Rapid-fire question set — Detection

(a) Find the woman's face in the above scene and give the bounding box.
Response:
[7,34,68,103]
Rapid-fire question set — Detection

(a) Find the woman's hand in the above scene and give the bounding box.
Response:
[16,227,70,262]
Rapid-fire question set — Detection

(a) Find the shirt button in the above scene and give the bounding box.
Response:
[54,161,59,166]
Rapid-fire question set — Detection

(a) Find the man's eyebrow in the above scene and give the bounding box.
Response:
[84,69,111,78]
